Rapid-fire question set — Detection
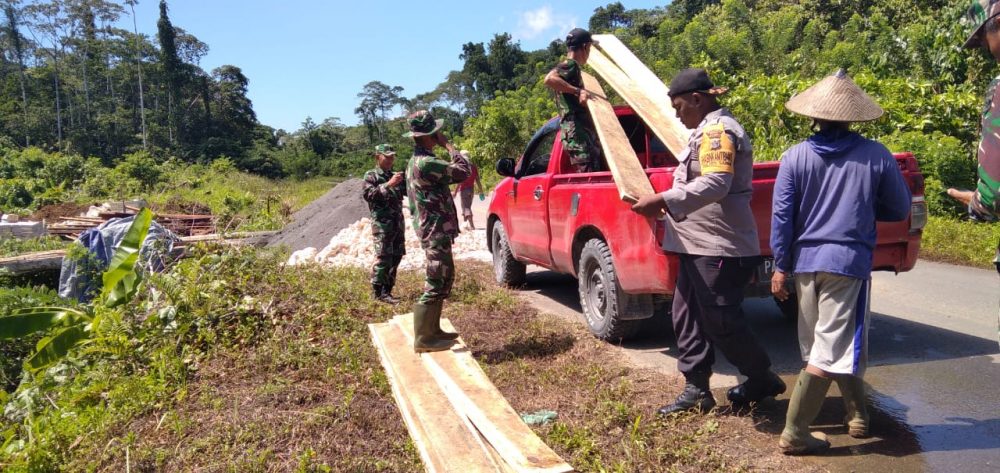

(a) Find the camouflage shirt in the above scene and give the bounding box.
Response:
[973,74,1000,221]
[552,59,592,125]
[405,147,471,243]
[362,167,406,236]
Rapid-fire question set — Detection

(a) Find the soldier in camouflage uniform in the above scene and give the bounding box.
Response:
[544,28,603,173]
[404,110,472,353]
[957,0,1000,348]
[362,143,406,304]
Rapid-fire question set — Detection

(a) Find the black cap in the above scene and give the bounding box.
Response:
[667,68,729,98]
[566,28,598,48]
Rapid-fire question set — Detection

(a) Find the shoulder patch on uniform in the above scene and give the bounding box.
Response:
[699,123,735,174]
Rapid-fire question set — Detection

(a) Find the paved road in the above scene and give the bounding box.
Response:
[467,195,1000,472]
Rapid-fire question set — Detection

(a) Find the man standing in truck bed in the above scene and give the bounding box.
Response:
[632,68,785,415]
[544,27,602,173]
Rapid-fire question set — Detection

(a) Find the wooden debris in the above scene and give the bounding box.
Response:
[581,71,655,204]
[0,231,276,276]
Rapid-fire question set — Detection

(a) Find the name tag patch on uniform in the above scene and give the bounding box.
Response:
[699,123,735,174]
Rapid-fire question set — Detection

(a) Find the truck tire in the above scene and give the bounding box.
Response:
[492,221,526,287]
[774,296,798,322]
[577,238,645,342]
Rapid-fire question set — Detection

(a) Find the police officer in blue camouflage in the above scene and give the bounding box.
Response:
[362,144,406,304]
[404,110,472,353]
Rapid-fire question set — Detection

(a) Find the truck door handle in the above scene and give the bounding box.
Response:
[533,186,544,201]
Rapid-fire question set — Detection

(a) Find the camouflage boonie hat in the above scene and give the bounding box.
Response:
[374,143,396,156]
[963,0,1000,48]
[403,110,444,138]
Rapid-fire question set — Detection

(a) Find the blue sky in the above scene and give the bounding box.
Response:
[123,1,666,132]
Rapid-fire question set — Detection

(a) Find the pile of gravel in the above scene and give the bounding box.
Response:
[267,178,371,252]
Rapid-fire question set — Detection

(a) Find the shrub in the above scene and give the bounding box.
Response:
[0,179,34,211]
[115,151,163,190]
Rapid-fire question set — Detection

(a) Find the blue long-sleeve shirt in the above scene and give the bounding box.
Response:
[770,130,912,280]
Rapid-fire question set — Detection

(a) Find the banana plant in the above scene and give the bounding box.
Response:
[0,208,152,372]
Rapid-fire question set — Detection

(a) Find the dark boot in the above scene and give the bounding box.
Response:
[779,370,832,455]
[837,376,869,438]
[413,303,455,353]
[379,286,400,304]
[657,371,716,415]
[727,371,787,407]
[372,283,383,300]
[426,301,459,341]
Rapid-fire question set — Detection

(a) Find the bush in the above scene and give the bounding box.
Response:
[115,151,163,190]
[883,131,977,217]
[0,179,34,211]
[921,215,1000,269]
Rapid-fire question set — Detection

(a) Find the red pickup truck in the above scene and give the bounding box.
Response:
[487,107,928,341]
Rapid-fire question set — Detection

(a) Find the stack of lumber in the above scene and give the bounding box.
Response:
[47,207,216,239]
[580,34,692,203]
[0,231,276,276]
[369,314,574,473]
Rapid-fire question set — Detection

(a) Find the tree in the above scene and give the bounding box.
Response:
[354,80,404,144]
[589,2,632,32]
[156,0,182,145]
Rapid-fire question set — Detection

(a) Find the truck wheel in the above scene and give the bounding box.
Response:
[774,296,798,322]
[577,239,644,342]
[492,221,526,287]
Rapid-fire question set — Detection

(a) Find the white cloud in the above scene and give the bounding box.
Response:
[515,6,578,42]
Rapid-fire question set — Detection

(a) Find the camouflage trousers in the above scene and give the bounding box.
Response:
[418,236,455,304]
[371,231,405,291]
[561,117,602,173]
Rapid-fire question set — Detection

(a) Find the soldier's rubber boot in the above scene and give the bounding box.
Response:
[413,303,455,353]
[779,370,832,455]
[657,371,716,415]
[836,376,870,438]
[426,301,459,341]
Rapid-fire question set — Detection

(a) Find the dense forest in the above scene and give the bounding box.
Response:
[0,0,992,219]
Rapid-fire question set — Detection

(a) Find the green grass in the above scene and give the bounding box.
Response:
[921,216,1000,269]
[0,236,68,258]
[145,166,337,232]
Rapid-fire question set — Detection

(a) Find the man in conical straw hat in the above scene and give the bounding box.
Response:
[770,70,912,455]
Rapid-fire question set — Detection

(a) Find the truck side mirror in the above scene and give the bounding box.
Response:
[496,158,515,177]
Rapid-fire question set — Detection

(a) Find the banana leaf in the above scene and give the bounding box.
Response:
[26,324,88,372]
[102,208,152,308]
[0,307,86,340]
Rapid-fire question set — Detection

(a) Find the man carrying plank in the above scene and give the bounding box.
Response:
[544,28,603,173]
[632,68,784,415]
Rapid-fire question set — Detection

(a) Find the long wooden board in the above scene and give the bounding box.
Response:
[587,48,689,157]
[369,322,505,473]
[592,34,673,105]
[393,315,573,473]
[581,72,655,204]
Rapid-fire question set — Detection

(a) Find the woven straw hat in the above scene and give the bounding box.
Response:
[785,70,884,123]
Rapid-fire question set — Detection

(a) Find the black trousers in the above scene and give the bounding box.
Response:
[671,253,772,379]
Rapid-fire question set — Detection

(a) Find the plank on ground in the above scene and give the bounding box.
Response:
[369,322,504,473]
[581,72,655,204]
[393,315,574,473]
[586,48,688,157]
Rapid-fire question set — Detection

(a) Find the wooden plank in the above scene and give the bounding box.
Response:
[581,72,655,204]
[592,34,674,106]
[393,315,574,473]
[369,322,504,473]
[587,48,689,157]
